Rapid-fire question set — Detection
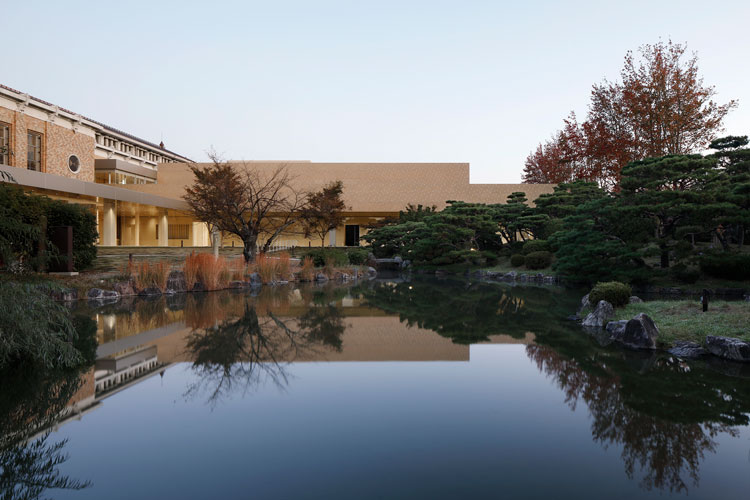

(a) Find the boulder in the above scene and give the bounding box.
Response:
[315,273,329,282]
[580,294,591,310]
[629,296,644,304]
[166,270,187,293]
[519,274,528,282]
[503,271,517,281]
[394,256,403,264]
[705,336,750,363]
[611,313,659,350]
[605,320,628,337]
[87,288,120,300]
[668,341,708,359]
[581,300,614,328]
[113,281,135,297]
[49,287,78,302]
[248,272,262,285]
[138,287,162,296]
[229,280,247,289]
[367,267,377,278]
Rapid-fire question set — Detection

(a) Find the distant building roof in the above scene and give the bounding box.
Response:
[0,83,192,162]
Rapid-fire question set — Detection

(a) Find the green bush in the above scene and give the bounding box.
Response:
[588,281,632,307]
[522,239,550,255]
[524,251,553,270]
[699,253,750,281]
[303,248,349,267]
[510,254,525,267]
[45,200,98,270]
[670,263,700,284]
[347,248,369,265]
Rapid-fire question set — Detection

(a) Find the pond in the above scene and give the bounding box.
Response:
[3,277,750,499]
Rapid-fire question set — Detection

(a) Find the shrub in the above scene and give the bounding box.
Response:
[347,248,368,265]
[510,254,525,267]
[670,263,700,284]
[699,253,750,281]
[45,200,98,270]
[299,256,315,281]
[522,239,550,255]
[277,252,291,279]
[256,253,279,284]
[524,251,553,270]
[588,281,632,307]
[304,248,348,267]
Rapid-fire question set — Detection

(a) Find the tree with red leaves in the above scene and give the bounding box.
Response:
[523,41,737,190]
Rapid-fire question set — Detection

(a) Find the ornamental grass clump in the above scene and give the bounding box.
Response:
[299,256,315,281]
[324,254,336,278]
[278,252,291,280]
[228,258,246,282]
[134,260,170,291]
[588,281,632,307]
[183,251,200,291]
[256,253,279,284]
[198,254,228,291]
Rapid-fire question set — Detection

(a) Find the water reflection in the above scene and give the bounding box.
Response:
[6,279,750,498]
[185,299,346,406]
[0,318,96,499]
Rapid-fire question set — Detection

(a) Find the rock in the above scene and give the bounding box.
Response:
[367,267,377,278]
[248,272,262,285]
[503,271,517,281]
[87,288,120,300]
[668,341,708,359]
[705,336,750,363]
[581,300,614,328]
[394,256,403,264]
[138,287,162,296]
[611,313,659,350]
[315,273,329,282]
[580,294,591,310]
[629,296,644,304]
[192,282,206,292]
[49,287,78,302]
[744,294,750,302]
[166,270,186,293]
[566,314,580,321]
[113,281,135,297]
[229,280,247,289]
[401,259,411,268]
[519,274,528,282]
[605,320,628,337]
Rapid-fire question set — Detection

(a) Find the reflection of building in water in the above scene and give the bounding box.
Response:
[95,345,161,395]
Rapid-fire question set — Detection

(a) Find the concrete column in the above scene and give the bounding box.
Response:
[192,222,208,247]
[134,213,140,247]
[328,229,336,247]
[158,211,169,247]
[101,201,117,246]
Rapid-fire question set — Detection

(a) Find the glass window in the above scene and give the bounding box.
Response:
[27,131,42,171]
[0,122,9,165]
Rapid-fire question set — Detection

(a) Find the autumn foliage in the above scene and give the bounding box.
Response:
[523,41,737,190]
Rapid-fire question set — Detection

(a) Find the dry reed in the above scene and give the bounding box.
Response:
[134,260,170,291]
[183,251,200,291]
[256,253,279,284]
[278,252,291,280]
[299,256,315,281]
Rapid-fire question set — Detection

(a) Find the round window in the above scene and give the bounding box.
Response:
[68,155,80,173]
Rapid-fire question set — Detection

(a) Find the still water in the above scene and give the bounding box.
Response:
[3,278,750,499]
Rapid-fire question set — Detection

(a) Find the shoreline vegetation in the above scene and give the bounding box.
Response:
[615,300,750,346]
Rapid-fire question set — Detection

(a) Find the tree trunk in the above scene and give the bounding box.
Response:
[211,228,220,258]
[660,245,670,268]
[242,235,257,263]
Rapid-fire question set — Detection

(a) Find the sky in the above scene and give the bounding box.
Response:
[2,0,749,183]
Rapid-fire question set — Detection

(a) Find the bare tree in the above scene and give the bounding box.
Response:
[183,153,306,262]
[300,180,347,248]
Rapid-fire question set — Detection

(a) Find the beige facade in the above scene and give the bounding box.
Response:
[1,83,556,249]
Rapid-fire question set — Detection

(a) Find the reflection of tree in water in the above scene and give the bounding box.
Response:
[527,344,744,493]
[356,277,579,343]
[0,315,96,500]
[185,299,346,406]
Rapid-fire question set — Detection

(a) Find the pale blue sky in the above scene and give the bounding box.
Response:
[3,0,748,182]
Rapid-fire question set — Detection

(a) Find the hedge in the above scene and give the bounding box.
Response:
[510,254,525,267]
[588,281,632,307]
[522,239,550,255]
[524,251,553,270]
[699,253,750,281]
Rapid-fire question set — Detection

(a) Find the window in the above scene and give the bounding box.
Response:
[0,122,9,165]
[345,225,360,246]
[169,224,190,240]
[27,131,42,171]
[68,155,80,173]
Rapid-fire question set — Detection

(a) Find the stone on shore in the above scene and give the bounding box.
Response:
[581,300,614,328]
[629,296,643,304]
[605,320,628,337]
[668,341,708,359]
[166,270,187,293]
[611,313,659,350]
[705,336,750,363]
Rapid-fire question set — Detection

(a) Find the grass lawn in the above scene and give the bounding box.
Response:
[615,300,750,345]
